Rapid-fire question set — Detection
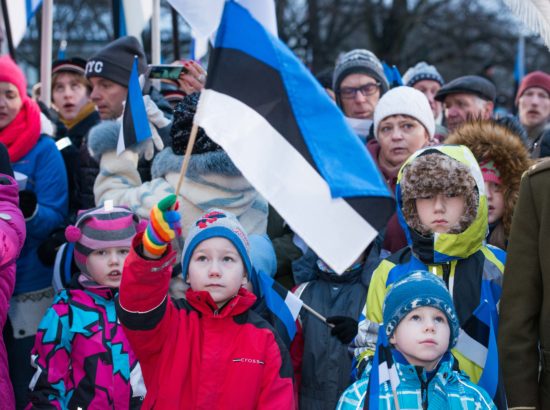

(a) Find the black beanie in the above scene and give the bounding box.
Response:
[171,93,223,155]
[85,36,147,87]
[0,142,14,178]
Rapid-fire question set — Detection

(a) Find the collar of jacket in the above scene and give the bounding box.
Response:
[185,287,256,318]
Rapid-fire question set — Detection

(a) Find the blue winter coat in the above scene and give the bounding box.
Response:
[13,135,67,294]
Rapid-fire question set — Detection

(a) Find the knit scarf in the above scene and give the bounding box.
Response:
[60,101,96,130]
[0,97,41,162]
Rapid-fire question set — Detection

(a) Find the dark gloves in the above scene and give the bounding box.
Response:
[326,316,358,344]
[19,190,37,218]
[0,142,14,179]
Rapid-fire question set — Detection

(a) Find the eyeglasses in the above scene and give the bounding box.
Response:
[338,82,381,99]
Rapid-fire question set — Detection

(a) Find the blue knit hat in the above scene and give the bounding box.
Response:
[383,271,459,348]
[181,209,253,282]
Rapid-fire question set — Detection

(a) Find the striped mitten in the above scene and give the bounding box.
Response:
[143,194,182,256]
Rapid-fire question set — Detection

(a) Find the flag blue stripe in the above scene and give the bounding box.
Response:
[215,2,391,200]
[258,271,297,341]
[128,59,151,143]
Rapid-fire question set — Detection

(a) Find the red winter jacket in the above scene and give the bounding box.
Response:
[117,233,295,410]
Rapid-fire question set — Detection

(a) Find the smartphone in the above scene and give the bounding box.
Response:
[148,64,188,80]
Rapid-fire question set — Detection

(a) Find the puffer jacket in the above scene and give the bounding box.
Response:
[337,351,496,409]
[354,145,505,404]
[0,175,26,409]
[28,277,145,409]
[13,135,68,294]
[116,233,295,410]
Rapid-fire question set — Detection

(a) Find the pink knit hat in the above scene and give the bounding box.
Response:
[479,159,501,185]
[65,204,144,277]
[515,71,550,105]
[0,56,28,100]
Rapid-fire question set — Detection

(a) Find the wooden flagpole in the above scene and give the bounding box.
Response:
[175,123,199,195]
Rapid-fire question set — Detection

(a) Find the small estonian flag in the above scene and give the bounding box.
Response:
[117,56,152,155]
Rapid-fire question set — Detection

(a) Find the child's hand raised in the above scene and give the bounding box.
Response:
[143,194,182,258]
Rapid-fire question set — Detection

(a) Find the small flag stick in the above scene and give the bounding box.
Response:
[301,302,334,328]
[175,123,199,194]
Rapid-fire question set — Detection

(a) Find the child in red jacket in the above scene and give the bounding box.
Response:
[117,195,295,409]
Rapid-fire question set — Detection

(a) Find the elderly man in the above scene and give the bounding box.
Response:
[516,70,550,158]
[435,75,495,132]
[332,49,389,140]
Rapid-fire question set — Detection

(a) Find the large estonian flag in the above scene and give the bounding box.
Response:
[117,57,152,155]
[194,1,395,274]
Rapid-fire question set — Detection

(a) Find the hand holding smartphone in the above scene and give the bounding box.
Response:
[147,64,189,80]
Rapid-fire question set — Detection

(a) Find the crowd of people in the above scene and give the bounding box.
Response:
[0,32,550,410]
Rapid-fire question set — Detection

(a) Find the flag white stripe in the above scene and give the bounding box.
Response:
[454,328,488,368]
[284,292,303,320]
[122,0,153,41]
[195,90,378,274]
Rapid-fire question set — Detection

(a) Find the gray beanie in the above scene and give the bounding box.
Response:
[402,61,444,87]
[85,36,147,87]
[332,49,389,105]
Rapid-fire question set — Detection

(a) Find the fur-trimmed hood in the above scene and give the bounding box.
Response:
[396,145,487,263]
[445,120,532,237]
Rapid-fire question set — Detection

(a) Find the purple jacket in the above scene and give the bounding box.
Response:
[0,174,26,409]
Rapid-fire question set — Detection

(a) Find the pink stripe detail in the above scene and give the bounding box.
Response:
[79,236,133,250]
[84,215,134,231]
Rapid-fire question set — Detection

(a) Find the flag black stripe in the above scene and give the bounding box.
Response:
[207,47,394,231]
[123,94,137,148]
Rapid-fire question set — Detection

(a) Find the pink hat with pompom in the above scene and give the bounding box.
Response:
[65,203,144,277]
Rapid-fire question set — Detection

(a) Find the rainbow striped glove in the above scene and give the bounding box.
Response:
[143,194,182,256]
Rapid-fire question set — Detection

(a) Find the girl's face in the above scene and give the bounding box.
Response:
[485,181,504,224]
[85,247,130,288]
[186,237,247,308]
[0,82,22,129]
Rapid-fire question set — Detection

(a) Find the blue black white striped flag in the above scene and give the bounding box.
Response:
[117,57,152,155]
[194,1,394,274]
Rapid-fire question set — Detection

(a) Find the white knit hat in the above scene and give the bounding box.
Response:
[373,86,435,139]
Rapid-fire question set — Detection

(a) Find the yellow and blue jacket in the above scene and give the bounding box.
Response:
[353,145,505,403]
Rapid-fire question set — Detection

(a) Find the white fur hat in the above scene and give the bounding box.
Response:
[373,86,435,139]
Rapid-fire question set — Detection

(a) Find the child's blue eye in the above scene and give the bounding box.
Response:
[434,315,446,323]
[195,255,207,262]
[223,256,235,262]
[410,314,421,321]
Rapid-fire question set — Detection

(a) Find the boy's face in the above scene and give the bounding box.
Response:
[86,247,130,287]
[415,193,466,234]
[187,237,247,308]
[389,306,450,371]
[485,181,504,224]
[52,72,90,121]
